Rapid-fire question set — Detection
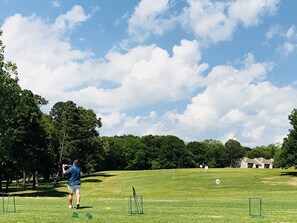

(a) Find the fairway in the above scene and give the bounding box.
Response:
[2,168,297,223]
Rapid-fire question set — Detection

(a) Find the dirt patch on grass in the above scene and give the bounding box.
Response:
[262,176,282,185]
[287,178,297,186]
[262,176,297,186]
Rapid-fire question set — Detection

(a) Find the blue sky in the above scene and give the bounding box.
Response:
[1,0,297,147]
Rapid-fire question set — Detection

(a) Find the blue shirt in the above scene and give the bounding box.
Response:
[66,165,81,186]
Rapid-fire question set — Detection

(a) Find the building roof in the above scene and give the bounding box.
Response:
[255,158,273,165]
[245,158,262,165]
[243,157,273,166]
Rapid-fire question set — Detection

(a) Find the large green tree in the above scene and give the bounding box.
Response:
[141,135,162,169]
[204,139,227,168]
[225,139,244,167]
[246,144,279,160]
[0,29,48,190]
[78,106,104,174]
[186,141,208,167]
[0,30,22,191]
[103,136,127,170]
[10,89,48,189]
[280,109,297,168]
[154,135,195,169]
[50,101,103,179]
[122,135,149,170]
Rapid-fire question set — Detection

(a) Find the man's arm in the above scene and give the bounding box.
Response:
[62,164,67,175]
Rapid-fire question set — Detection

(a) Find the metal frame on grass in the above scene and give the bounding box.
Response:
[128,195,143,215]
[249,197,263,218]
[1,193,16,213]
[128,187,143,215]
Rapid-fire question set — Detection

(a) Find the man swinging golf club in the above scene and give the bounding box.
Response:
[62,159,81,209]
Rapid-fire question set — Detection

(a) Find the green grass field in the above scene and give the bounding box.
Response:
[1,168,297,222]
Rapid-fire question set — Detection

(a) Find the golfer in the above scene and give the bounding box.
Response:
[62,159,81,209]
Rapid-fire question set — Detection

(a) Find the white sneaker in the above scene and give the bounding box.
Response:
[69,205,73,209]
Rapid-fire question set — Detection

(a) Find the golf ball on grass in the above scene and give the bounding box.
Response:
[216,179,221,185]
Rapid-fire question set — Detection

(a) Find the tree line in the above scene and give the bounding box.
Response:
[102,135,281,170]
[1,29,297,192]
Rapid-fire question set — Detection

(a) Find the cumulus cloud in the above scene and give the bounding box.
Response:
[180,0,235,44]
[69,40,208,112]
[228,0,278,27]
[54,5,90,31]
[128,0,279,44]
[113,58,294,146]
[181,0,279,44]
[96,51,297,147]
[2,9,208,113]
[128,0,174,42]
[2,11,92,103]
[170,55,296,146]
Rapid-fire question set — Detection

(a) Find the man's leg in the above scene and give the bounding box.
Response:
[68,186,74,208]
[68,194,73,208]
[75,185,81,209]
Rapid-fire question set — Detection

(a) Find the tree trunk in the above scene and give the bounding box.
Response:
[5,175,10,193]
[32,173,36,189]
[22,171,26,188]
[0,174,2,192]
[35,172,39,187]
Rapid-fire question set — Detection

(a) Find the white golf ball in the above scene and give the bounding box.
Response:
[216,179,221,185]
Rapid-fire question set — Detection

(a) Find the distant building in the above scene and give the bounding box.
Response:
[240,157,273,169]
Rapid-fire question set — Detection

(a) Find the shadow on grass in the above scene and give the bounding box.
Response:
[78,206,93,209]
[5,171,116,197]
[81,172,116,178]
[14,189,68,197]
[280,171,297,177]
[82,179,102,183]
[6,183,67,197]
[80,172,116,183]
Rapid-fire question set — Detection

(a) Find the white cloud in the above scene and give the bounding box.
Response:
[99,52,297,147]
[99,112,125,129]
[54,5,90,32]
[286,25,296,39]
[228,0,279,27]
[107,54,296,147]
[128,0,174,42]
[221,109,246,123]
[2,10,208,113]
[52,0,61,8]
[2,10,92,105]
[70,40,208,112]
[266,24,282,39]
[267,24,297,40]
[181,0,279,44]
[128,0,279,44]
[280,42,297,56]
[180,0,235,44]
[245,125,266,141]
[266,24,297,56]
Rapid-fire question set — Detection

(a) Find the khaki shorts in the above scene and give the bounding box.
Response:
[68,185,81,195]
